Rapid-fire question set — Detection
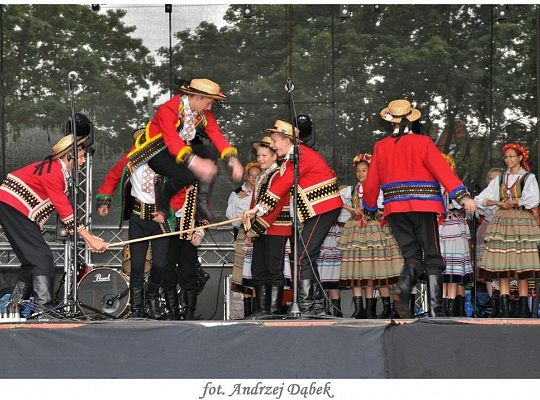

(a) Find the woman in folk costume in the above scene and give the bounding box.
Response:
[362,99,476,318]
[439,154,473,317]
[245,136,292,319]
[475,143,540,318]
[338,153,403,319]
[228,161,261,317]
[475,167,503,316]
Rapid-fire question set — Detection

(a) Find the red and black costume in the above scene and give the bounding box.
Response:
[96,154,168,318]
[0,159,83,307]
[247,163,292,317]
[129,94,237,216]
[363,132,470,317]
[255,144,343,315]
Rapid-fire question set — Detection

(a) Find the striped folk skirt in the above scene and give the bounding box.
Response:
[316,224,342,289]
[337,219,402,287]
[439,211,473,284]
[479,208,540,280]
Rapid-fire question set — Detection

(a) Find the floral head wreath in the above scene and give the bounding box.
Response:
[244,161,260,174]
[352,153,372,165]
[502,143,530,171]
[441,153,456,172]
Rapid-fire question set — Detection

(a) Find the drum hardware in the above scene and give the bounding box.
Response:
[77,268,130,318]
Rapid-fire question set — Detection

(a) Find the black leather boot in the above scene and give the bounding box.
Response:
[391,264,417,319]
[351,296,365,319]
[516,296,531,318]
[250,285,270,319]
[243,297,253,318]
[427,275,444,317]
[378,297,392,319]
[164,289,181,320]
[146,280,164,319]
[455,295,465,317]
[331,298,343,317]
[490,297,500,318]
[447,298,456,317]
[365,298,377,319]
[306,281,326,316]
[500,294,511,318]
[183,289,199,320]
[196,180,215,222]
[269,285,284,315]
[129,286,145,318]
[298,279,313,315]
[510,298,519,318]
[33,275,54,308]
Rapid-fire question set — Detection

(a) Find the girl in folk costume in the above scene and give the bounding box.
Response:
[228,162,261,318]
[475,143,540,318]
[475,167,503,316]
[338,153,403,319]
[245,136,292,319]
[439,154,473,317]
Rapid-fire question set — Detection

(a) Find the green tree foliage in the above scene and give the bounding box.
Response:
[2,4,154,150]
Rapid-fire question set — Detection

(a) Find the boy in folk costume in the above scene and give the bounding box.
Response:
[96,128,169,318]
[129,78,243,220]
[243,120,343,316]
[0,135,108,312]
[362,100,476,318]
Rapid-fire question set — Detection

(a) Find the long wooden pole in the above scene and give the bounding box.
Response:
[107,217,245,248]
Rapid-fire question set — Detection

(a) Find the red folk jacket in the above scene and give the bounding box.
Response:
[0,159,82,233]
[362,133,469,216]
[257,144,343,223]
[127,95,237,168]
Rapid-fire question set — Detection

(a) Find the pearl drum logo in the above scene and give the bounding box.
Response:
[92,273,111,283]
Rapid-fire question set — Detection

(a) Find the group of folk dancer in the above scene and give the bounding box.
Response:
[1,78,539,320]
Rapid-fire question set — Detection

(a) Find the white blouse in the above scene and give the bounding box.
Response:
[474,168,540,211]
[339,183,383,223]
[226,183,254,229]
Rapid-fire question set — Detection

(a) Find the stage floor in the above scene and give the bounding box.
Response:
[1,317,540,379]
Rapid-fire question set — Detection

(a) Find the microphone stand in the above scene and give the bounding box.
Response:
[285,78,301,317]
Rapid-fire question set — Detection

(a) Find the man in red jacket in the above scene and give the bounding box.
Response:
[129,78,243,219]
[0,135,108,312]
[243,120,343,316]
[362,99,476,318]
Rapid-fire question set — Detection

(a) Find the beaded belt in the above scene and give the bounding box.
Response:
[132,198,157,221]
[382,181,443,204]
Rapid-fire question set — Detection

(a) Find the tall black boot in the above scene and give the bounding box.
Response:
[490,297,500,318]
[455,295,465,317]
[427,275,444,317]
[510,298,519,318]
[331,298,343,317]
[164,288,181,320]
[351,296,365,319]
[298,280,314,315]
[146,280,164,320]
[183,289,199,320]
[196,180,215,222]
[500,294,511,318]
[378,297,392,319]
[443,298,449,317]
[243,297,253,318]
[250,285,270,319]
[129,286,145,318]
[516,296,531,318]
[365,298,377,319]
[308,281,326,316]
[32,275,53,308]
[447,298,456,317]
[391,264,417,319]
[269,285,284,315]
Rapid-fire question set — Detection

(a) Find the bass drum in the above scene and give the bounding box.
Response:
[78,268,130,318]
[122,244,152,276]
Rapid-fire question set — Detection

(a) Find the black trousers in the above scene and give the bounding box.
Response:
[148,143,218,206]
[386,211,445,278]
[251,235,288,286]
[297,208,341,280]
[0,202,54,288]
[164,236,199,292]
[128,215,169,289]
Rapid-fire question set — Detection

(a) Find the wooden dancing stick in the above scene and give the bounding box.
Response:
[107,216,246,248]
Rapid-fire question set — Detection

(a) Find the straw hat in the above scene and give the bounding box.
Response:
[264,120,301,142]
[51,135,87,160]
[179,78,227,101]
[379,99,421,124]
[251,136,273,151]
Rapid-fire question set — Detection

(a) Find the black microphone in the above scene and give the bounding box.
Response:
[284,78,294,92]
[68,71,79,82]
